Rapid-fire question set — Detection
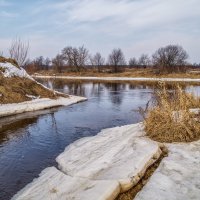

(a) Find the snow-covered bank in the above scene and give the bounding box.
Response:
[0,96,87,118]
[12,123,162,200]
[135,141,200,200]
[33,75,200,82]
[1,58,76,105]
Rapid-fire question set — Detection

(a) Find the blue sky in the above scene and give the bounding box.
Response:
[0,0,200,62]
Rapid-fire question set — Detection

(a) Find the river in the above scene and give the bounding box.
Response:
[0,79,199,200]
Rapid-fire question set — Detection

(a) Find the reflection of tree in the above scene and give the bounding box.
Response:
[50,113,58,135]
[0,118,37,144]
[129,84,137,90]
[142,85,147,89]
[129,84,149,90]
[104,82,126,92]
[39,79,87,96]
[91,82,102,99]
[66,82,86,96]
[36,79,190,106]
[0,107,60,146]
[52,79,66,90]
[104,82,126,105]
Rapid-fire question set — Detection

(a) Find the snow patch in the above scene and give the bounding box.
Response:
[0,62,32,79]
[25,94,40,100]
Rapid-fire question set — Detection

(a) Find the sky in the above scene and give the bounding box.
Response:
[0,0,200,63]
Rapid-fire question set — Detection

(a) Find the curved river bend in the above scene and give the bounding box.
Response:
[0,79,199,200]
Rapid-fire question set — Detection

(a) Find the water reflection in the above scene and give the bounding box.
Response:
[1,79,200,200]
[0,108,61,138]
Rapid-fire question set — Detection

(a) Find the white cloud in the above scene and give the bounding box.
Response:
[0,0,12,7]
[0,0,200,62]
[0,10,17,18]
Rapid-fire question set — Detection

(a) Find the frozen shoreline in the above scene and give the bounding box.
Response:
[135,140,200,200]
[11,123,200,200]
[33,75,200,82]
[12,123,162,200]
[0,95,87,118]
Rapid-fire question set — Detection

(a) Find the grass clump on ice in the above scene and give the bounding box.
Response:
[141,83,200,143]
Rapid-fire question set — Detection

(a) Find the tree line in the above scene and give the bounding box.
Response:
[2,38,199,74]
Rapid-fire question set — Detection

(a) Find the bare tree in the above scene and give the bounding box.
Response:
[35,56,44,66]
[0,51,3,57]
[52,54,64,73]
[138,54,151,67]
[108,48,126,73]
[90,52,105,72]
[32,56,45,71]
[44,57,51,70]
[129,57,138,67]
[44,57,51,66]
[62,45,89,72]
[9,38,29,67]
[152,45,188,73]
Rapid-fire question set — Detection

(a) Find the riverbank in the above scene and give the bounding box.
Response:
[0,59,67,104]
[33,75,200,83]
[0,57,87,116]
[11,123,200,200]
[30,68,200,79]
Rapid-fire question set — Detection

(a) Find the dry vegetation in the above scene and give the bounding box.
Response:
[141,83,200,143]
[0,56,67,104]
[0,74,66,104]
[32,68,200,79]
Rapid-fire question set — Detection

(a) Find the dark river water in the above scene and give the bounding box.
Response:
[0,79,199,200]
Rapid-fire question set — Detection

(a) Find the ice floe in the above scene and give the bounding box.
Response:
[135,140,200,200]
[0,96,87,117]
[56,123,162,192]
[11,167,120,200]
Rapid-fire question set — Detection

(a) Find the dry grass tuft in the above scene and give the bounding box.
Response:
[141,82,200,143]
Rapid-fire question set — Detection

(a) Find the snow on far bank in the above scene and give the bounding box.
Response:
[0,62,33,79]
[0,96,87,118]
[56,123,162,192]
[12,167,120,200]
[33,75,200,82]
[135,140,200,200]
